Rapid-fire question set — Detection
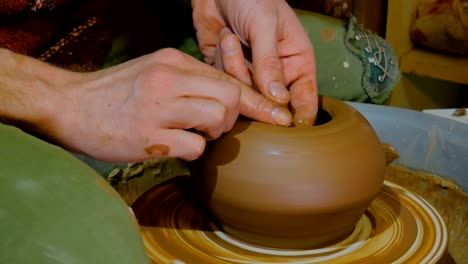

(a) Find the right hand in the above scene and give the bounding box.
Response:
[46,48,290,162]
[193,0,318,125]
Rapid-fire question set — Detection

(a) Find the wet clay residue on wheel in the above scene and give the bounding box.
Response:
[386,165,467,264]
[131,176,448,264]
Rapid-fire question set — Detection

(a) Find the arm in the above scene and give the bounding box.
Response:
[0,48,71,135]
[0,47,230,161]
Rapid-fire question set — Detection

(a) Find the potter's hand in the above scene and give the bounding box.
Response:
[192,0,318,125]
[0,48,287,162]
[55,49,247,162]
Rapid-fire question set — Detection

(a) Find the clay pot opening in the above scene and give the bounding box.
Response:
[312,107,332,126]
[238,106,332,127]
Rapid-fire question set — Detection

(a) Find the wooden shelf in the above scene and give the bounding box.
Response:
[384,0,466,110]
[400,49,468,85]
[386,0,468,85]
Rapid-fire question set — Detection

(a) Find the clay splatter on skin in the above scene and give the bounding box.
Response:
[99,134,113,145]
[145,144,170,156]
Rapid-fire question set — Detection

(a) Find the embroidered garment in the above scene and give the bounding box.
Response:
[296,10,400,104]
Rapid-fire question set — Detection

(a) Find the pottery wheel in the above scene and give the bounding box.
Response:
[132,177,447,264]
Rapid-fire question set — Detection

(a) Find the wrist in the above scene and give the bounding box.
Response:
[0,48,77,137]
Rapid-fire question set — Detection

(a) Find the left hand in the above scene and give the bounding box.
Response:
[192,0,318,125]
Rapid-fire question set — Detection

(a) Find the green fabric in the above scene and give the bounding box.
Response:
[296,10,400,103]
[344,17,400,103]
[295,10,367,102]
[0,124,150,264]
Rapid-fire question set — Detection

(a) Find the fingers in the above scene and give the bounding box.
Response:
[173,73,240,133]
[155,48,243,91]
[289,78,318,125]
[216,27,253,87]
[89,129,207,163]
[146,129,206,161]
[159,97,232,140]
[191,0,225,65]
[249,16,291,106]
[144,51,242,131]
[216,27,292,126]
[240,87,292,126]
[279,21,318,125]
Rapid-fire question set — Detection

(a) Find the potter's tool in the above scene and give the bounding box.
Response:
[132,177,447,264]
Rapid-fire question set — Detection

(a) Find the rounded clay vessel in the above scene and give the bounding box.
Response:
[192,96,387,249]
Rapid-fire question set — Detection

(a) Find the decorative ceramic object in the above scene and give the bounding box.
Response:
[191,96,387,249]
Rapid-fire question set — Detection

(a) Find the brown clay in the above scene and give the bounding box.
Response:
[191,96,387,249]
[144,144,170,156]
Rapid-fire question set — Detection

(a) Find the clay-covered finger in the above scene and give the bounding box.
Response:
[216,27,253,87]
[289,78,318,125]
[249,18,290,106]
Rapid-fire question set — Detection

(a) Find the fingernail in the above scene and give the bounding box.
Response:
[220,35,236,55]
[219,28,235,54]
[268,81,290,103]
[272,107,292,126]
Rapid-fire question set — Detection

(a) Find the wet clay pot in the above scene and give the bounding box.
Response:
[191,96,387,249]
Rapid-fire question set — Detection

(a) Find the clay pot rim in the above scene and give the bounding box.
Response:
[236,96,363,136]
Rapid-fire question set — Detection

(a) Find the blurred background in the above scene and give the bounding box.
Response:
[288,0,467,113]
[1,0,466,113]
